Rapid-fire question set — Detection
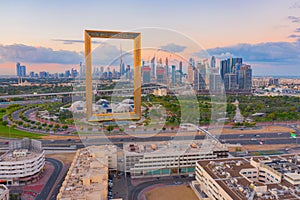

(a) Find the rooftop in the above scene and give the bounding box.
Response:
[57,146,113,200]
[0,149,43,162]
[197,154,300,200]
[124,139,227,155]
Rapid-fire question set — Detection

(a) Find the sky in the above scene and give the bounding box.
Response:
[0,0,300,76]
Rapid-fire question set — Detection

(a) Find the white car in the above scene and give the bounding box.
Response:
[129,125,136,129]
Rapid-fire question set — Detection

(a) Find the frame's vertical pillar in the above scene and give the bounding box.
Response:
[85,31,92,120]
[134,34,142,118]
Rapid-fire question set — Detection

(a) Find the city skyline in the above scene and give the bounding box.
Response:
[0,0,300,75]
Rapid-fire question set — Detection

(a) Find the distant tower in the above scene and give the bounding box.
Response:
[211,56,216,68]
[16,62,21,77]
[179,61,183,84]
[171,65,176,85]
[120,44,123,75]
[151,56,156,78]
[165,57,169,79]
[16,62,26,77]
[188,58,194,84]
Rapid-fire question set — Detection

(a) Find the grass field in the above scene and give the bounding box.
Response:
[0,126,44,139]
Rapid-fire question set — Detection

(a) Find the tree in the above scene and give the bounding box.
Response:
[2,121,8,126]
[54,124,60,129]
[62,125,69,129]
[106,125,114,133]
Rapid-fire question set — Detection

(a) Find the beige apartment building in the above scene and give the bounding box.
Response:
[57,145,117,200]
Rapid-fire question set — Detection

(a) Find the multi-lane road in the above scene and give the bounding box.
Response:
[35,130,299,148]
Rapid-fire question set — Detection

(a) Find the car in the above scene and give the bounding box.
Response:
[129,125,136,129]
[174,181,183,185]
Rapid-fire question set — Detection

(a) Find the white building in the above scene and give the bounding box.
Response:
[193,154,300,200]
[124,139,228,178]
[0,139,45,186]
[0,185,9,200]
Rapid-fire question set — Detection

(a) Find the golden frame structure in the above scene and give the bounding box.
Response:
[84,30,142,122]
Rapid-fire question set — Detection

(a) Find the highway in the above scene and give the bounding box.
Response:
[0,86,166,99]
[36,131,299,148]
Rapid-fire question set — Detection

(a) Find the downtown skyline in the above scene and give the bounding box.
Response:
[0,0,300,76]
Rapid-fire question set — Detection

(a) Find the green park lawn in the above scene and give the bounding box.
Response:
[0,125,44,139]
[0,106,45,139]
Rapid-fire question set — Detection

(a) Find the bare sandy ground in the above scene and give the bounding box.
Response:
[210,126,294,135]
[145,185,198,200]
[228,144,298,152]
[46,152,75,165]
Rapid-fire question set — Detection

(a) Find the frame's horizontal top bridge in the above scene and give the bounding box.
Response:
[85,30,140,39]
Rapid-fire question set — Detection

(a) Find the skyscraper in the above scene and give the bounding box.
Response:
[194,62,206,91]
[220,58,242,80]
[238,65,252,90]
[125,65,131,79]
[156,66,165,84]
[224,73,237,91]
[210,56,216,68]
[79,62,86,77]
[142,66,151,83]
[179,61,183,84]
[209,73,222,92]
[119,45,125,76]
[165,57,169,80]
[150,56,156,78]
[171,65,176,85]
[16,62,26,77]
[188,58,194,83]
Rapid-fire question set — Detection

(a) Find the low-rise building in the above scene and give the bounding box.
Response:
[193,154,300,200]
[0,138,45,186]
[124,139,228,178]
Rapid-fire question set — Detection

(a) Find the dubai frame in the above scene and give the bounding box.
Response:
[84,30,142,122]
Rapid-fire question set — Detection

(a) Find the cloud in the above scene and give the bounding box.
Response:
[0,44,83,64]
[288,16,300,23]
[206,39,300,64]
[288,34,300,38]
[295,28,300,32]
[290,1,300,9]
[92,43,133,66]
[159,43,187,53]
[0,43,133,67]
[52,39,102,45]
